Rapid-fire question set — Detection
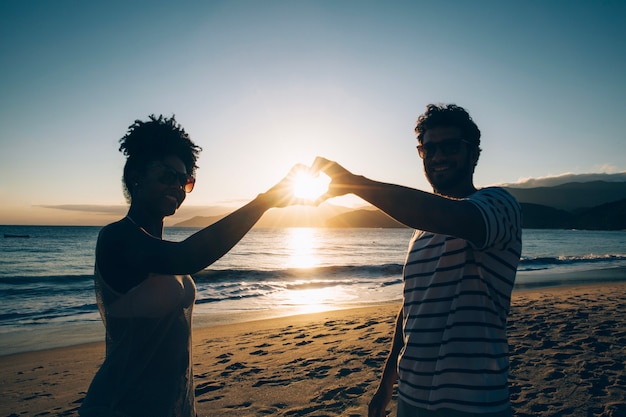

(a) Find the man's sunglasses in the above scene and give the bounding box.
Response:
[417,139,471,159]
[155,163,195,193]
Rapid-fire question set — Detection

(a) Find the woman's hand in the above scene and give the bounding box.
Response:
[256,164,314,208]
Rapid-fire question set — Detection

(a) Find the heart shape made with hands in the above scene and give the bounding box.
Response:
[292,170,331,201]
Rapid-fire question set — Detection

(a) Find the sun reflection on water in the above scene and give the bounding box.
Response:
[286,228,322,269]
[282,228,336,314]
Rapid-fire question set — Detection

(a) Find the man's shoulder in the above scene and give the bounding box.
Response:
[470,187,522,250]
[474,186,512,196]
[472,187,519,205]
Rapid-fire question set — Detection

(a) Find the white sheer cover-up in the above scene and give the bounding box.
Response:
[79,267,197,417]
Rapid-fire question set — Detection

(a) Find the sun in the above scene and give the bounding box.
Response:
[292,171,330,201]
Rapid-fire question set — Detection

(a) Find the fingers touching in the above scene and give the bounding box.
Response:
[261,157,355,208]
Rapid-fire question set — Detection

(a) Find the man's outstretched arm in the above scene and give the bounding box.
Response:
[312,157,486,247]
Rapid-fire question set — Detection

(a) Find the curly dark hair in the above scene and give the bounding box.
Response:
[119,114,202,202]
[414,104,482,160]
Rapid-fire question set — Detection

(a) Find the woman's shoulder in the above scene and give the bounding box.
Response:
[96,219,140,259]
[96,218,147,293]
[98,218,134,241]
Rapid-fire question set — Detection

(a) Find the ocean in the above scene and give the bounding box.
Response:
[1,226,625,356]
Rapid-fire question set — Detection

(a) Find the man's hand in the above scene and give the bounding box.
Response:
[368,382,394,417]
[310,156,359,203]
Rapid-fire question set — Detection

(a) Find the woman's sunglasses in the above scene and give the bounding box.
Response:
[155,163,195,193]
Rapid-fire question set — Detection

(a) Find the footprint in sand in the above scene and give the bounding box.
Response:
[336,367,361,377]
[240,367,262,377]
[219,361,248,377]
[313,383,369,404]
[253,377,295,387]
[306,365,332,379]
[353,319,379,330]
[215,353,232,364]
[195,381,225,395]
[224,401,252,409]
[364,357,384,368]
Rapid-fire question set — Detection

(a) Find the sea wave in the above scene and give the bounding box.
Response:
[0,303,98,325]
[2,254,626,285]
[519,254,626,271]
[194,263,404,283]
[0,264,402,286]
[0,274,94,285]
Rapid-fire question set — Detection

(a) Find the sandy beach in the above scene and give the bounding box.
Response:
[1,282,625,417]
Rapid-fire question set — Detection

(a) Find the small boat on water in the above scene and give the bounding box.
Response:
[4,234,30,238]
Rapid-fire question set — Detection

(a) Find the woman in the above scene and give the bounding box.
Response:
[79,115,298,417]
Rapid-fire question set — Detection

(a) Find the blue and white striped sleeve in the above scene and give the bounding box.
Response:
[467,187,522,251]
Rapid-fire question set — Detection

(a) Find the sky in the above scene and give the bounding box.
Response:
[1,0,625,225]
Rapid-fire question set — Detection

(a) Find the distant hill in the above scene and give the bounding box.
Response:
[574,198,626,230]
[173,203,354,228]
[518,203,574,229]
[520,199,626,230]
[504,181,626,211]
[173,181,626,230]
[325,208,406,228]
[507,181,626,230]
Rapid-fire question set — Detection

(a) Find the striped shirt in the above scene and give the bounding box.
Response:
[398,187,522,413]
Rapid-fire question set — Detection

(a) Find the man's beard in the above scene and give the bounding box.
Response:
[424,157,474,196]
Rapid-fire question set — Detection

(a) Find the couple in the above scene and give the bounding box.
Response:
[79,104,521,417]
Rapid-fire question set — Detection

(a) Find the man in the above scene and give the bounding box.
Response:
[313,104,521,417]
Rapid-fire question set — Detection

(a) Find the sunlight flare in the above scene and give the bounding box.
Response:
[292,171,330,201]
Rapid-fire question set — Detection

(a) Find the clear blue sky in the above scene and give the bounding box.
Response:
[1,0,625,224]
